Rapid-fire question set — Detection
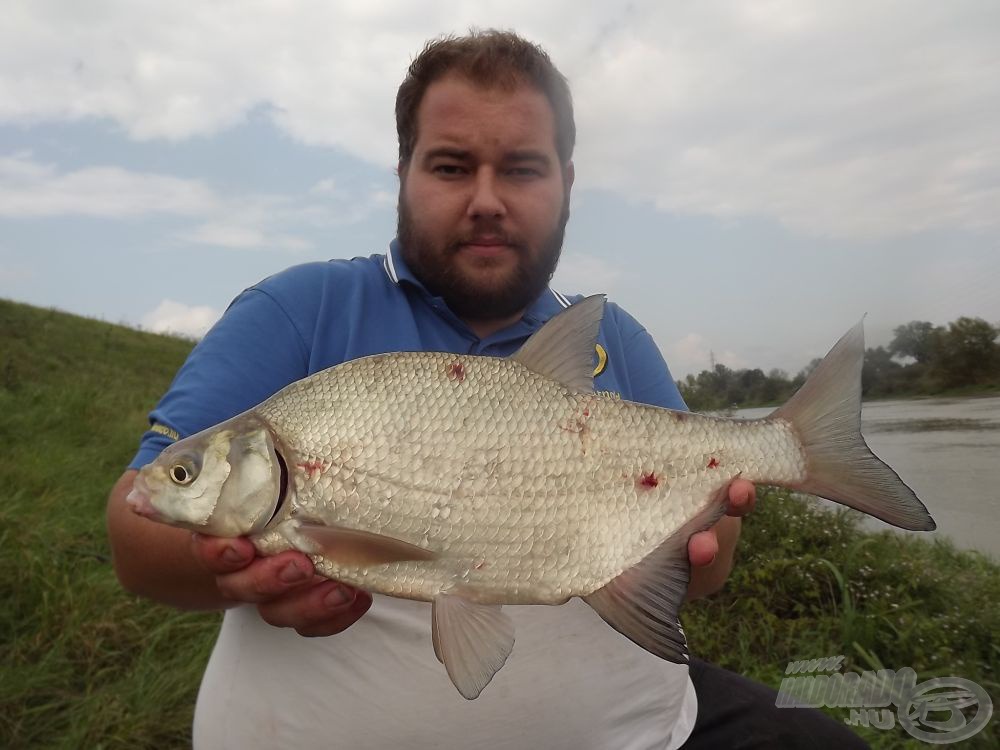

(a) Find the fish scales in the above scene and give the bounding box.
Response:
[252,350,806,603]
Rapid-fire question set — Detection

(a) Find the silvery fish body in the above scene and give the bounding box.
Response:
[129,296,935,699]
[252,350,798,602]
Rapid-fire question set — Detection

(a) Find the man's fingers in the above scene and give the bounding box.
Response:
[213,551,316,603]
[189,535,370,636]
[688,530,719,567]
[191,533,257,574]
[258,580,373,637]
[726,479,756,517]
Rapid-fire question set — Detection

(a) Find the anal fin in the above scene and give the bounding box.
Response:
[432,591,515,700]
[583,487,729,663]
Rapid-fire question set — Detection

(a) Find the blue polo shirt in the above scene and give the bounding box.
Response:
[130,239,686,469]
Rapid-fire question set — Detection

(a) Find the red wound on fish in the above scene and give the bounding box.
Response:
[707,457,720,469]
[447,362,466,382]
[297,460,326,476]
[638,471,659,489]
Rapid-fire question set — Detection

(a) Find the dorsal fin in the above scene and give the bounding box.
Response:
[510,294,605,393]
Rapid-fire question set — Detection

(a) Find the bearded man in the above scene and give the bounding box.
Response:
[107,29,867,750]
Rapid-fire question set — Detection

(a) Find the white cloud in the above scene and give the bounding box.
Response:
[667,332,748,377]
[1,2,997,239]
[0,153,219,217]
[141,299,220,338]
[306,177,396,225]
[551,252,631,296]
[0,153,391,250]
[0,1,524,155]
[178,179,393,250]
[572,2,1000,239]
[179,222,312,252]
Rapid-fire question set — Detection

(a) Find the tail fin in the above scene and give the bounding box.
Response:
[769,320,936,531]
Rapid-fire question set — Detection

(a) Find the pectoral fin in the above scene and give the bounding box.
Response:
[431,591,515,700]
[583,487,729,663]
[296,522,437,566]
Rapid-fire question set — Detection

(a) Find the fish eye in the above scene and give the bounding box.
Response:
[169,462,196,486]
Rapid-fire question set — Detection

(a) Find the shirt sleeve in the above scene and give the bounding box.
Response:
[607,303,688,411]
[128,287,311,469]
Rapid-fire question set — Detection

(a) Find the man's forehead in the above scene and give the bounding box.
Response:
[413,74,558,154]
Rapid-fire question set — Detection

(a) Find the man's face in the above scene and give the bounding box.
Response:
[397,73,574,323]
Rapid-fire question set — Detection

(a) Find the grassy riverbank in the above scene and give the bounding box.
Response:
[686,490,998,748]
[2,299,996,748]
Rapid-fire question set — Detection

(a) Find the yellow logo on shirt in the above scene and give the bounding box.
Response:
[593,344,608,376]
[151,423,180,441]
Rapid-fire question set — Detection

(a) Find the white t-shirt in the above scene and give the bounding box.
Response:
[193,595,697,749]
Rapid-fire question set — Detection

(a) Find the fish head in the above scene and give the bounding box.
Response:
[127,414,284,537]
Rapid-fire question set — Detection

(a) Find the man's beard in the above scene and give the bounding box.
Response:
[397,196,569,323]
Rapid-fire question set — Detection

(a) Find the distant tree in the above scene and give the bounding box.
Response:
[930,317,1000,387]
[765,368,794,403]
[738,368,766,403]
[679,362,800,410]
[862,346,902,396]
[677,315,999,409]
[706,363,735,407]
[889,321,940,364]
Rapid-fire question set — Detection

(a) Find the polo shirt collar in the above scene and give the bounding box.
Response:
[382,238,424,289]
[382,239,574,333]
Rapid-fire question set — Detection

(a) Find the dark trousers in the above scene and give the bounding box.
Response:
[682,659,869,749]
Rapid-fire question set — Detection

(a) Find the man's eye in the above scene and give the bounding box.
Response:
[508,167,541,178]
[433,164,465,176]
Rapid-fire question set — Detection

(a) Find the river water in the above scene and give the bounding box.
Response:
[735,396,1000,559]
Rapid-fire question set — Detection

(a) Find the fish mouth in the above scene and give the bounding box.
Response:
[126,474,164,521]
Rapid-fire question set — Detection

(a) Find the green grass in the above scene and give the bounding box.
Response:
[2,298,997,748]
[686,489,999,748]
[0,299,220,749]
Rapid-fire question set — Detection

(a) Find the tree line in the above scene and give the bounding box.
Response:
[677,316,1000,411]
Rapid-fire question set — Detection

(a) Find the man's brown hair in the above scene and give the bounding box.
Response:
[395,29,575,166]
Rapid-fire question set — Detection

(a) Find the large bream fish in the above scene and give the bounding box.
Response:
[128,296,935,699]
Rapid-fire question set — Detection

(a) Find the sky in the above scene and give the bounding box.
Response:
[1,1,998,378]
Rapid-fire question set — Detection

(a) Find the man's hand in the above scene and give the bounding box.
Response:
[192,534,373,637]
[685,479,756,600]
[107,469,372,632]
[687,478,755,567]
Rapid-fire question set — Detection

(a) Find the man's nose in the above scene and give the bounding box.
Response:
[467,170,505,219]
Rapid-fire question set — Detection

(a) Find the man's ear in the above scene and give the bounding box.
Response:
[564,161,575,192]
